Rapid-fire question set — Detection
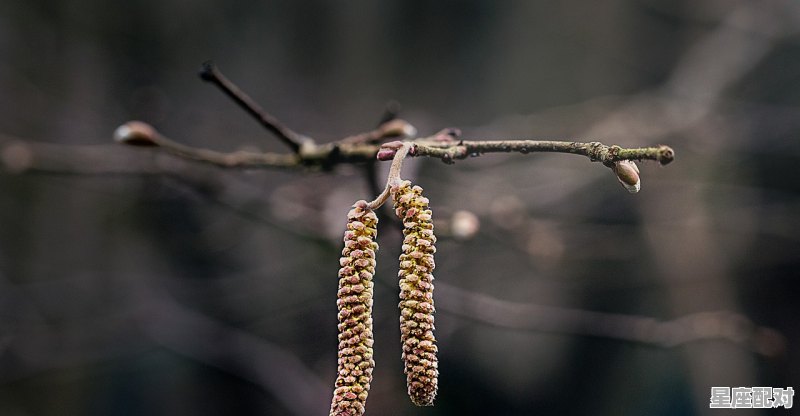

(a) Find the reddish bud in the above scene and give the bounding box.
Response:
[376,148,396,161]
[377,141,407,161]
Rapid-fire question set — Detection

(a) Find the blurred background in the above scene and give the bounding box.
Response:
[1,1,798,415]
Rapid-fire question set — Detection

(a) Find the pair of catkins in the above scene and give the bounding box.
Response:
[329,181,438,416]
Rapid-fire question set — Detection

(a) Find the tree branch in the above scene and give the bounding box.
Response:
[111,121,674,173]
[199,61,310,153]
[108,63,675,198]
[410,138,674,167]
[138,294,329,416]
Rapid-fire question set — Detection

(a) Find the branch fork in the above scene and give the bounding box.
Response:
[114,62,675,195]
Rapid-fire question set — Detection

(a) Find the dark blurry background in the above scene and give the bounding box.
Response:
[1,1,799,415]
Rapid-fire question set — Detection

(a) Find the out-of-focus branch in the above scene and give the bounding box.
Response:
[0,135,168,175]
[137,295,329,416]
[436,282,786,357]
[0,274,330,416]
[0,312,152,383]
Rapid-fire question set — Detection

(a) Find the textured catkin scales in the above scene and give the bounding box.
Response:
[330,201,378,416]
[392,180,438,406]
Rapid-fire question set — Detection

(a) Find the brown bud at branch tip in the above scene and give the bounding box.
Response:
[113,121,159,146]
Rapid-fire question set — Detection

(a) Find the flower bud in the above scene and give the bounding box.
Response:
[613,160,640,193]
[377,140,406,161]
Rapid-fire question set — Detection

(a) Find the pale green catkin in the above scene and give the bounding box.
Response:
[329,201,378,416]
[392,180,438,406]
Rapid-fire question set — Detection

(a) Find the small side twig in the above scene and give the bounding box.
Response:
[199,61,309,153]
[359,105,410,226]
[337,119,417,145]
[366,142,411,210]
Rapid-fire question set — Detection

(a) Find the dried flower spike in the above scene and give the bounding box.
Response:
[392,180,438,406]
[330,200,378,416]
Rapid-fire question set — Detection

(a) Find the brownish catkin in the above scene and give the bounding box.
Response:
[329,201,378,416]
[392,180,438,406]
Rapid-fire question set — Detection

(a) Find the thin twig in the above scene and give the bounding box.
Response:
[366,142,411,210]
[150,131,303,167]
[336,119,417,145]
[199,61,309,153]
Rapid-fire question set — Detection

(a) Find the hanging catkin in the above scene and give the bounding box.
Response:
[392,180,438,406]
[329,201,378,416]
